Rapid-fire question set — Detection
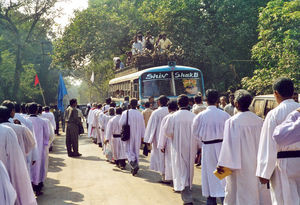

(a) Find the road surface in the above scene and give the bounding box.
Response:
[37,133,215,205]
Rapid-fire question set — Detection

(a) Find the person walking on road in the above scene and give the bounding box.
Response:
[65,99,82,157]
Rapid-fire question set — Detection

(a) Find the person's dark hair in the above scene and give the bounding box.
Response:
[28,103,38,114]
[37,104,43,114]
[21,103,26,114]
[110,102,116,108]
[167,100,178,111]
[189,97,195,103]
[194,95,202,104]
[97,103,102,109]
[25,103,30,114]
[106,98,112,104]
[15,103,21,113]
[177,94,189,107]
[44,106,50,112]
[273,77,294,98]
[234,90,253,112]
[116,107,123,115]
[0,106,10,123]
[1,100,15,114]
[70,99,77,106]
[130,99,138,108]
[158,95,169,106]
[206,89,219,105]
[108,107,115,116]
[124,96,129,101]
[144,102,150,108]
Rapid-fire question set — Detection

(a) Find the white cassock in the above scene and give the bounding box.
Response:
[119,109,145,163]
[2,122,35,159]
[42,111,56,130]
[164,109,197,191]
[192,106,230,197]
[87,108,96,138]
[0,124,37,205]
[0,160,16,205]
[157,113,173,180]
[13,113,33,130]
[218,111,271,205]
[144,106,169,174]
[100,114,114,155]
[105,115,127,160]
[28,116,50,186]
[39,117,55,180]
[256,99,300,205]
[94,110,102,144]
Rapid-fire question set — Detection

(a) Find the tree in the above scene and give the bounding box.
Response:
[242,0,300,95]
[0,0,59,101]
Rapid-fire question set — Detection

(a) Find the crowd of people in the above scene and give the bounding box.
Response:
[1,77,299,205]
[114,31,173,70]
[86,77,299,205]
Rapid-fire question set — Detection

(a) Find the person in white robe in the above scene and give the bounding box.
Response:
[217,90,271,205]
[27,103,50,196]
[192,95,206,115]
[157,100,178,181]
[87,103,97,139]
[0,160,17,205]
[12,103,33,130]
[163,95,197,204]
[94,108,103,146]
[105,107,127,169]
[0,107,37,205]
[272,108,300,146]
[144,95,169,180]
[101,108,115,161]
[119,99,145,176]
[192,89,230,204]
[42,106,56,130]
[256,77,300,205]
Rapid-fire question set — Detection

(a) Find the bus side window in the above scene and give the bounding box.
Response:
[264,100,278,117]
[253,99,265,118]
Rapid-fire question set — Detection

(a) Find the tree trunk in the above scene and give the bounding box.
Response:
[12,44,22,101]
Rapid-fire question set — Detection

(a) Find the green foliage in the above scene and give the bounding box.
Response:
[242,0,300,95]
[54,0,268,100]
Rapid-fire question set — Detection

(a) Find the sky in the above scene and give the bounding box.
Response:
[54,0,89,30]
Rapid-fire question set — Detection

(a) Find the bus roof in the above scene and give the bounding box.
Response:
[109,65,200,84]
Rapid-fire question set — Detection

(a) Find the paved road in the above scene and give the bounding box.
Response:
[37,133,209,205]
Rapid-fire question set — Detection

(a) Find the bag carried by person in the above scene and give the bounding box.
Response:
[121,110,130,141]
[79,122,84,134]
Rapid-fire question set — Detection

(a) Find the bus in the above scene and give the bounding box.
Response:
[108,64,205,106]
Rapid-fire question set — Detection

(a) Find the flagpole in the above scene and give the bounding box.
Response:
[38,83,47,106]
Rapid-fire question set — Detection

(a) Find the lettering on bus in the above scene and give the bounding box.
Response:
[174,71,199,78]
[144,72,170,80]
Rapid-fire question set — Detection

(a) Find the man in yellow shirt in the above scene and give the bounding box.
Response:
[158,33,172,51]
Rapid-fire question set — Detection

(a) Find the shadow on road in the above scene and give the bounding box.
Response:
[37,178,84,205]
[48,156,66,172]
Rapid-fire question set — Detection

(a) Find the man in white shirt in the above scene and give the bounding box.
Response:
[256,77,300,205]
[192,89,230,205]
[192,95,206,115]
[224,94,235,116]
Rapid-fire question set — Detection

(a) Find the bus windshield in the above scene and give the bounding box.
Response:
[141,70,202,98]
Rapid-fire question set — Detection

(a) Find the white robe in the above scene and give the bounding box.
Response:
[94,110,102,144]
[218,111,271,205]
[256,99,300,205]
[0,125,37,205]
[106,115,127,160]
[157,113,174,180]
[42,111,56,130]
[87,108,97,138]
[192,105,230,197]
[164,110,197,191]
[2,122,35,159]
[144,106,169,174]
[28,116,50,185]
[0,160,16,205]
[14,113,33,130]
[119,109,145,163]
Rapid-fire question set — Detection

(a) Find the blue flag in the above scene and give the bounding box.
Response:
[57,74,68,112]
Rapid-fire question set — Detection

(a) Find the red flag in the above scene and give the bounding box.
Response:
[34,74,40,86]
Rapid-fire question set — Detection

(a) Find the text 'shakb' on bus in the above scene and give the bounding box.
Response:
[109,65,205,106]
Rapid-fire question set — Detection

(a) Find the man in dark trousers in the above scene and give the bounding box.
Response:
[65,99,82,157]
